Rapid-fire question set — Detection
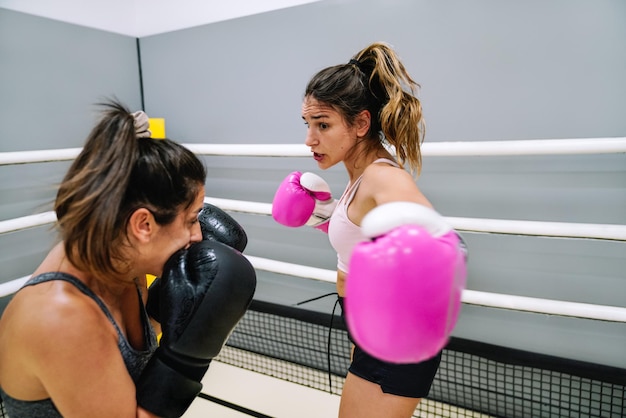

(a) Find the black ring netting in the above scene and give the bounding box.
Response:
[1,299,624,417]
[216,300,625,418]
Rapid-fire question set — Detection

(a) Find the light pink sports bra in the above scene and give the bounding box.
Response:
[328,158,399,272]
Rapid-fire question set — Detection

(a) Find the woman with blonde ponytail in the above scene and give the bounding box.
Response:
[273,41,467,417]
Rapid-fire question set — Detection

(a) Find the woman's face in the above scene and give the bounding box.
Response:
[302,96,357,170]
[145,187,205,277]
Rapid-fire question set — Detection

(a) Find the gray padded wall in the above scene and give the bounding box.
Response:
[0,1,624,369]
[139,0,626,368]
[0,9,143,309]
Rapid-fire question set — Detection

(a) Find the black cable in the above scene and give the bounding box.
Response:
[293,292,340,395]
[136,38,145,111]
[197,393,275,418]
[294,292,338,306]
[327,296,340,394]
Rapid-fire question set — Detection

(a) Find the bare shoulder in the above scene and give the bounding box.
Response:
[363,161,412,183]
[11,282,116,360]
[4,282,117,374]
[0,281,119,402]
[361,162,432,207]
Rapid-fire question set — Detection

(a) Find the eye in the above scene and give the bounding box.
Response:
[190,210,203,225]
[319,122,329,130]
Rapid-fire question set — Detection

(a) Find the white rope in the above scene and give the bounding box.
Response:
[1,139,624,323]
[162,137,626,157]
[205,197,272,216]
[3,258,625,323]
[0,276,30,297]
[0,148,82,165]
[0,212,57,234]
[246,257,626,322]
[420,137,626,157]
[2,201,625,242]
[210,198,626,241]
[460,289,626,322]
[446,216,626,241]
[1,137,625,165]
[246,255,336,283]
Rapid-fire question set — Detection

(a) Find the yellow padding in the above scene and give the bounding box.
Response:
[145,274,162,342]
[146,274,157,287]
[148,118,166,139]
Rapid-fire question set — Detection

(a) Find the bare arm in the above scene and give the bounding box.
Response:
[19,289,159,418]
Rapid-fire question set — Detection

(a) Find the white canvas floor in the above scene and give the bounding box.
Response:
[183,361,342,418]
[182,360,491,418]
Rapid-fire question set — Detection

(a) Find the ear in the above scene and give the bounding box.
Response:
[128,208,155,243]
[355,109,371,137]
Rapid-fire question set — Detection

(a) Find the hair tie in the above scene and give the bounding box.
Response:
[132,111,152,139]
[349,59,363,71]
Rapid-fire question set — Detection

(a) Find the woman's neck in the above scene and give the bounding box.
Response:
[344,146,395,183]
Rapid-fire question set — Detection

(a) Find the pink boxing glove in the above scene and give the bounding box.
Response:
[271,171,337,233]
[345,202,467,364]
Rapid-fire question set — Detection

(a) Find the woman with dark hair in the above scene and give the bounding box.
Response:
[0,100,256,417]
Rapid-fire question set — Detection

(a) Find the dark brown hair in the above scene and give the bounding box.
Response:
[305,42,425,174]
[54,99,206,281]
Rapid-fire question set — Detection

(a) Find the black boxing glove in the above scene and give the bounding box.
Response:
[199,203,248,252]
[137,240,256,417]
[146,203,248,322]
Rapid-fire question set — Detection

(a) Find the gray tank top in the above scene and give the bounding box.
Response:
[0,272,158,417]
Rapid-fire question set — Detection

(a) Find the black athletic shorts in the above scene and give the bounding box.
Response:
[338,296,442,398]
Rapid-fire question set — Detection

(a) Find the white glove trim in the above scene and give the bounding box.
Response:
[361,202,452,238]
[299,172,332,194]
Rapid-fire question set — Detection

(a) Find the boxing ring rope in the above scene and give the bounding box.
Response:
[3,200,626,241]
[2,138,626,324]
[1,137,626,165]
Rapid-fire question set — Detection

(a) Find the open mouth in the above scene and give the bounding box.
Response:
[313,152,323,161]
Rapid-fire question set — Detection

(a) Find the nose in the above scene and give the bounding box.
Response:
[304,128,317,147]
[190,222,203,244]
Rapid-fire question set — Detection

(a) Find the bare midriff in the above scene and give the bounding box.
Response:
[337,269,347,297]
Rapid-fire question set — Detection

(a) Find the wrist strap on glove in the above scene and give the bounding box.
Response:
[300,172,337,228]
[136,355,203,418]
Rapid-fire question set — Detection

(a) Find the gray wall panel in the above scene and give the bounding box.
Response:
[0,9,143,304]
[0,9,143,153]
[139,0,626,143]
[139,0,626,368]
[0,1,624,369]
